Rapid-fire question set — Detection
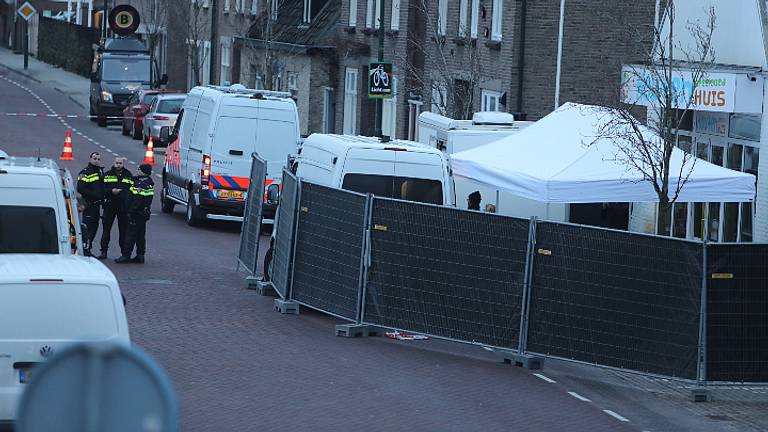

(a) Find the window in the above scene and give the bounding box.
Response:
[157,99,184,114]
[481,90,502,112]
[342,174,444,205]
[220,40,231,85]
[287,72,298,90]
[391,0,400,31]
[323,87,335,133]
[491,0,503,41]
[0,206,58,253]
[458,0,468,37]
[431,83,447,116]
[407,99,423,141]
[349,0,357,26]
[343,68,358,134]
[366,0,381,28]
[102,58,151,82]
[237,0,244,12]
[250,0,259,15]
[382,76,397,138]
[437,0,448,36]
[271,0,278,19]
[470,0,479,38]
[224,0,230,12]
[303,0,310,23]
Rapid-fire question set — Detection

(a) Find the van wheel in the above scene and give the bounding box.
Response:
[186,193,205,226]
[160,183,175,214]
[89,103,97,122]
[97,114,107,127]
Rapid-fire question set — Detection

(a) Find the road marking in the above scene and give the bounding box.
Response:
[533,373,556,384]
[567,391,591,402]
[603,410,630,422]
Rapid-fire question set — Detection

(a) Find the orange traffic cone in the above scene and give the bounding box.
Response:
[143,135,156,166]
[59,128,74,160]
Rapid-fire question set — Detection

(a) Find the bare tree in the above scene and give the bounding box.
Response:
[175,0,212,87]
[398,0,483,120]
[591,0,716,233]
[133,0,168,83]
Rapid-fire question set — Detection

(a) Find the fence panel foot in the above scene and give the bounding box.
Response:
[274,299,300,315]
[691,388,712,402]
[247,277,278,297]
[497,350,544,370]
[335,324,380,338]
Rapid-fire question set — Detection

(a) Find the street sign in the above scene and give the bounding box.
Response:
[17,2,37,21]
[368,62,394,99]
[108,5,141,37]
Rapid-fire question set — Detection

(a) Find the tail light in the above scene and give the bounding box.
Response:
[201,154,211,185]
[155,115,170,120]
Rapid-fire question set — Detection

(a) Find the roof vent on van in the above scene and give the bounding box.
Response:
[472,111,515,125]
[380,135,391,143]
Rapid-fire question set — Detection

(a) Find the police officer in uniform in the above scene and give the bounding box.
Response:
[77,152,104,256]
[98,157,133,260]
[115,163,154,264]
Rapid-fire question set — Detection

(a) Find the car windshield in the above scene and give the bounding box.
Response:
[157,99,184,114]
[0,205,58,253]
[102,58,150,82]
[341,174,443,205]
[142,94,158,105]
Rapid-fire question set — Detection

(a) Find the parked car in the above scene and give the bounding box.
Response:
[121,89,181,140]
[143,94,186,147]
[0,254,130,426]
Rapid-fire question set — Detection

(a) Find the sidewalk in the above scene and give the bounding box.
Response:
[0,47,90,111]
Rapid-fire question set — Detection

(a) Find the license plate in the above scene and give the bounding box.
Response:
[19,368,33,384]
[217,189,244,199]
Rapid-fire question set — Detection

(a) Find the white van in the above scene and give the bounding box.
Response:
[296,134,455,206]
[161,84,301,226]
[0,254,130,424]
[0,157,84,255]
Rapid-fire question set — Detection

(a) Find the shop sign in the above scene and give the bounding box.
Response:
[622,67,736,113]
[694,111,729,136]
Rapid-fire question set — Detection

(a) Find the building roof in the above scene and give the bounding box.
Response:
[246,0,340,49]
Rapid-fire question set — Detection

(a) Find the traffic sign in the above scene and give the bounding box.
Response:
[108,5,141,37]
[17,2,37,21]
[368,62,394,99]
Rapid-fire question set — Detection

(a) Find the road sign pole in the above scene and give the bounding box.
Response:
[22,18,28,70]
[373,0,385,138]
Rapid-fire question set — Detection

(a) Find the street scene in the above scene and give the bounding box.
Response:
[1,0,767,431]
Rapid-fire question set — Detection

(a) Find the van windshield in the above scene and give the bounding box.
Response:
[342,174,443,205]
[0,206,58,253]
[102,58,150,82]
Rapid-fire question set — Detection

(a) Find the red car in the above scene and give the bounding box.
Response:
[121,89,181,140]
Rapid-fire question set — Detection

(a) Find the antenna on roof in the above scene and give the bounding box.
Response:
[37,148,41,162]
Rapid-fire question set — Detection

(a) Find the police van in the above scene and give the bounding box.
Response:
[0,157,84,255]
[160,84,301,226]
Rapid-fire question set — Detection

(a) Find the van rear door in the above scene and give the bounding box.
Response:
[209,113,257,200]
[255,104,299,181]
[394,151,446,205]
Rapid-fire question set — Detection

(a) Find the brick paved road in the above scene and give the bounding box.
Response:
[3,63,765,432]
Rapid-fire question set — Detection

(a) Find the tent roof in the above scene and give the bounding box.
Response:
[450,103,756,203]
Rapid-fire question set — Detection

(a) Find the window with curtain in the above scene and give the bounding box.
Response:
[491,0,503,41]
[437,0,448,35]
[458,0,468,37]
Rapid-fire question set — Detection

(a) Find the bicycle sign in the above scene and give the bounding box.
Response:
[368,62,393,99]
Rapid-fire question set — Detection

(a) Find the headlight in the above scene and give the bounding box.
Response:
[101,90,113,103]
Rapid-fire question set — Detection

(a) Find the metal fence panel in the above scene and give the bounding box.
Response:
[363,199,529,348]
[237,154,267,275]
[527,222,702,379]
[290,183,368,321]
[270,170,299,299]
[707,244,768,382]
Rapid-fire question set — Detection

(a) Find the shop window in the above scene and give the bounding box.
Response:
[711,145,724,166]
[729,113,761,141]
[723,203,739,242]
[741,202,754,242]
[693,203,705,240]
[672,203,688,238]
[708,202,721,242]
[672,109,693,131]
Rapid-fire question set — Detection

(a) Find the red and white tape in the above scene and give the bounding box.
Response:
[2,112,135,120]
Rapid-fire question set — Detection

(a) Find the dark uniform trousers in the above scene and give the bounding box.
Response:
[124,214,148,256]
[101,205,128,253]
[83,202,101,251]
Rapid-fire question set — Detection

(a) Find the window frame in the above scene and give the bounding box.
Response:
[491,0,503,41]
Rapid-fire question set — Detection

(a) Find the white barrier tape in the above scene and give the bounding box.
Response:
[1,112,138,120]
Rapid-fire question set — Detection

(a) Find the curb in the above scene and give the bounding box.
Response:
[0,62,42,83]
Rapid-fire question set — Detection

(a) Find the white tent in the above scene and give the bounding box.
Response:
[451,103,756,203]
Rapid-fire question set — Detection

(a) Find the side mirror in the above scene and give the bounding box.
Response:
[266,184,279,204]
[159,126,170,143]
[160,74,169,85]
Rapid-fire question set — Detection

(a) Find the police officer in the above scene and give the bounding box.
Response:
[115,163,154,264]
[77,151,104,256]
[98,157,133,260]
